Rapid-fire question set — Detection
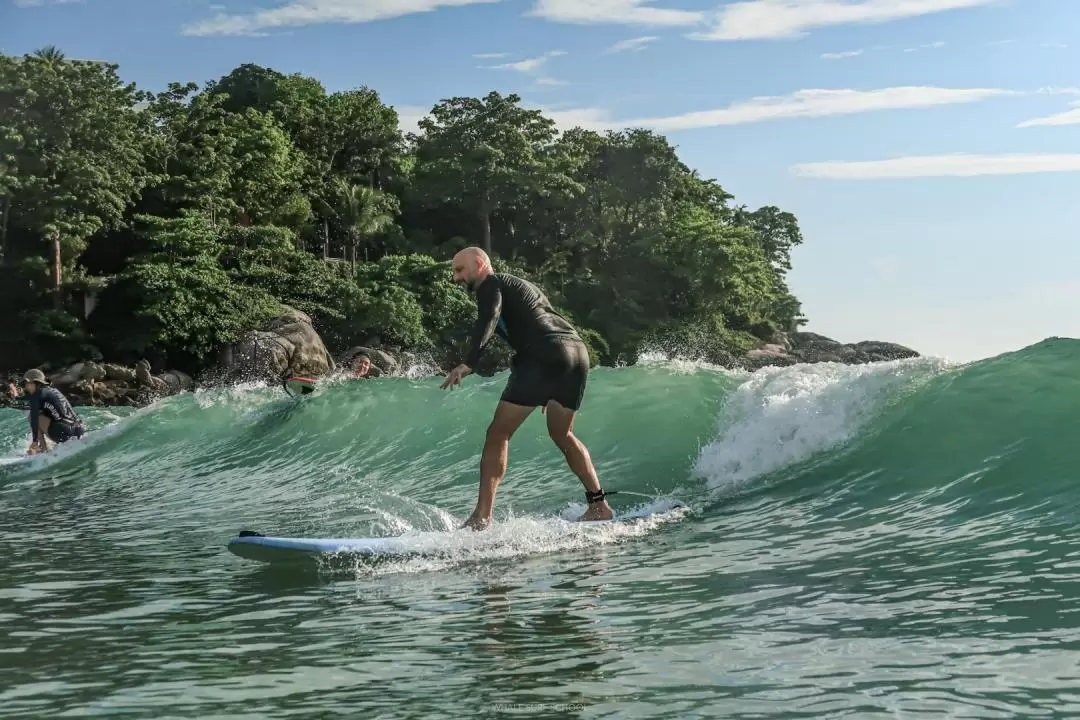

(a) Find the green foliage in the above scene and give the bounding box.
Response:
[1,48,811,376]
[90,214,281,367]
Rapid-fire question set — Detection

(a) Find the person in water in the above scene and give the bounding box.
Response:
[6,369,86,455]
[351,352,374,378]
[440,246,613,530]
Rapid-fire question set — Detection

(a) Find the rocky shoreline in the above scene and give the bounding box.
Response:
[1,307,919,409]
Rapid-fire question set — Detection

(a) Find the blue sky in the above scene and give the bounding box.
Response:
[7,0,1080,362]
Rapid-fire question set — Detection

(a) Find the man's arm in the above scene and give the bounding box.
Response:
[463,279,503,369]
[35,415,50,451]
[27,400,45,453]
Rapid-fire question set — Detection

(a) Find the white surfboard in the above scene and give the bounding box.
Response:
[227,500,689,565]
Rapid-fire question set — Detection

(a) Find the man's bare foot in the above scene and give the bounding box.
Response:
[577,501,614,522]
[461,513,491,531]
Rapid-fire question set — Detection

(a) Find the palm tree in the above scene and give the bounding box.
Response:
[323,177,394,268]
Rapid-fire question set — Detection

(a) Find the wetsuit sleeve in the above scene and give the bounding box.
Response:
[28,398,40,443]
[463,279,503,368]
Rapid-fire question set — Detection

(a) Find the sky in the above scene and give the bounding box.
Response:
[5,0,1080,363]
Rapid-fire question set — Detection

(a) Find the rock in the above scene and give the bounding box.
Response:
[851,341,920,361]
[159,370,194,391]
[82,362,107,382]
[744,344,797,370]
[741,332,920,371]
[135,359,154,387]
[14,357,196,408]
[102,363,137,384]
[212,305,336,383]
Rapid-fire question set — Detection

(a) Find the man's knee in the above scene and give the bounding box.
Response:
[548,428,575,453]
[486,422,513,443]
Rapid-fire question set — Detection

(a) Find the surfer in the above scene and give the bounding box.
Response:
[441,246,614,530]
[8,369,87,455]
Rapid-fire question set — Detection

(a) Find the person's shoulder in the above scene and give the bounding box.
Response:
[494,273,538,291]
[43,386,70,402]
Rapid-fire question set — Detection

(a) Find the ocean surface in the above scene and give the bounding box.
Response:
[3,337,1080,718]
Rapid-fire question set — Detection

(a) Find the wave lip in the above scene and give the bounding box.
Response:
[693,356,953,493]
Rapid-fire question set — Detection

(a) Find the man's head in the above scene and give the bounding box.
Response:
[22,368,48,394]
[353,353,372,377]
[451,247,493,292]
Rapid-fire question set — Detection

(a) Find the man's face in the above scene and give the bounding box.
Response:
[23,381,36,395]
[354,356,371,376]
[452,255,477,290]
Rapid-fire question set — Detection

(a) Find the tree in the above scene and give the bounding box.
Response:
[320,178,396,265]
[0,47,150,305]
[89,213,281,368]
[410,91,563,254]
[1,48,814,380]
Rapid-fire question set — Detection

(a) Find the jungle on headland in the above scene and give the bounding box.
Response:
[0,47,918,406]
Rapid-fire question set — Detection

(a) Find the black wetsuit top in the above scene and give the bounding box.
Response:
[463,273,581,368]
[28,387,82,442]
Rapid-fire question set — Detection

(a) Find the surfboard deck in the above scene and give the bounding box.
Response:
[227,501,688,565]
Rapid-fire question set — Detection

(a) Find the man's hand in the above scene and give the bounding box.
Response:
[440,364,472,390]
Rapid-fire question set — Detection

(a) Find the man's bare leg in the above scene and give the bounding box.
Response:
[544,400,613,522]
[462,401,536,530]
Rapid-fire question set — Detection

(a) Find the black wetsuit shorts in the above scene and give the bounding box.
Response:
[502,338,590,411]
[47,420,85,443]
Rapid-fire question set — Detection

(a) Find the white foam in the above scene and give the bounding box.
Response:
[693,357,953,494]
[635,350,739,376]
[318,498,689,578]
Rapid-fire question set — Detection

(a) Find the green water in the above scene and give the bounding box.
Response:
[3,338,1080,718]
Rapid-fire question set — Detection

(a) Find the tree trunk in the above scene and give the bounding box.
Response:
[51,232,62,310]
[0,196,8,265]
[323,218,329,260]
[479,196,492,255]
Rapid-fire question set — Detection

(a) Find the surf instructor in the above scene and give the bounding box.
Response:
[441,246,614,530]
[7,369,87,455]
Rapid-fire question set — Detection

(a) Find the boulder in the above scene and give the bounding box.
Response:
[741,332,920,371]
[212,305,336,383]
[11,357,198,408]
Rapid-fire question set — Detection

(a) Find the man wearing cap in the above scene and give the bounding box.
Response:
[6,369,86,455]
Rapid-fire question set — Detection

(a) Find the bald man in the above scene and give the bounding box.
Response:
[441,247,614,530]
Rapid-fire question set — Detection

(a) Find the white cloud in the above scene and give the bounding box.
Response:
[473,52,510,58]
[903,40,945,52]
[821,49,863,59]
[529,0,703,26]
[693,0,1001,41]
[400,84,1018,136]
[14,0,82,6]
[535,76,568,86]
[791,153,1080,179]
[182,0,502,36]
[621,86,1010,131]
[1018,100,1080,128]
[481,49,566,75]
[604,35,659,53]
